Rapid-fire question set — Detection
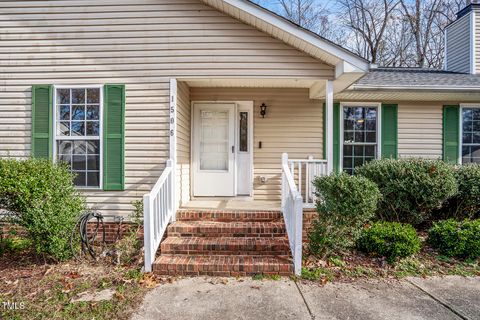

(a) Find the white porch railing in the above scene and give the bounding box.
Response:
[287,156,328,207]
[143,160,175,272]
[281,153,328,276]
[281,153,304,276]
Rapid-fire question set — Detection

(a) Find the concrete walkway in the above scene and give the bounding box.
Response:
[132,276,480,320]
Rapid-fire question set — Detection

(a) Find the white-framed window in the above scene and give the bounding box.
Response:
[341,103,381,174]
[53,85,103,189]
[461,104,480,164]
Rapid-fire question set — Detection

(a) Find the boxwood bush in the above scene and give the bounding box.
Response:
[447,165,480,220]
[356,158,457,226]
[308,173,381,258]
[357,222,421,263]
[0,158,85,261]
[427,219,480,259]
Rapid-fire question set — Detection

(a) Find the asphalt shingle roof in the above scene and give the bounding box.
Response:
[354,67,480,89]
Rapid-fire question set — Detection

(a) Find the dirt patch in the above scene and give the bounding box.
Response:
[0,248,175,320]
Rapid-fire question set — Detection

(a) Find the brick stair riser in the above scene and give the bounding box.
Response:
[161,239,289,255]
[167,226,287,238]
[176,210,283,222]
[153,256,293,276]
[161,246,289,255]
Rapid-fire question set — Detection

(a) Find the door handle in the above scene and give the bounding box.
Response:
[232,146,235,154]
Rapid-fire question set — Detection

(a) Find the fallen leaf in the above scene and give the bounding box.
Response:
[115,292,125,301]
[68,272,81,279]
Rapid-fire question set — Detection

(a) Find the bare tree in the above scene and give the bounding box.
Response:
[400,0,442,68]
[399,0,466,68]
[254,0,467,68]
[276,0,338,38]
[381,13,416,67]
[336,0,400,64]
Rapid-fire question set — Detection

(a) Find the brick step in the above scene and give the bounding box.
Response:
[153,254,293,276]
[167,221,287,238]
[160,237,290,255]
[176,209,283,222]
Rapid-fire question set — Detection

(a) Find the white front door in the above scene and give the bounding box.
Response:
[193,103,236,196]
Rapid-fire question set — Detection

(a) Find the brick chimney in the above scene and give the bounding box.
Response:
[445,1,480,74]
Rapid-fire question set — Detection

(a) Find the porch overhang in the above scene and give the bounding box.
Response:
[200,0,370,73]
[309,61,366,99]
[198,0,371,97]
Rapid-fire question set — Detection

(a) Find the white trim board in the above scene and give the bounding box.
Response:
[52,84,104,190]
[459,103,480,165]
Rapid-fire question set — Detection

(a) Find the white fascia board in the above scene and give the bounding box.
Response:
[217,0,371,71]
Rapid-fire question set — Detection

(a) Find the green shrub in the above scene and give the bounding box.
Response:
[447,165,480,219]
[356,158,457,225]
[308,173,381,258]
[0,158,85,261]
[427,219,480,259]
[357,222,421,263]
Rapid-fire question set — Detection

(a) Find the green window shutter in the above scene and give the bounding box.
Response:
[333,102,341,173]
[103,84,126,191]
[443,105,460,164]
[31,85,53,159]
[381,104,398,159]
[322,103,326,160]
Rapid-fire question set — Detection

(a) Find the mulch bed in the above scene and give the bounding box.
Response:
[302,243,480,284]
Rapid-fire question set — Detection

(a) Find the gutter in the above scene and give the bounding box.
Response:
[348,84,480,91]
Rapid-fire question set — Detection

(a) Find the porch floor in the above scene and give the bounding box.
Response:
[180,199,281,211]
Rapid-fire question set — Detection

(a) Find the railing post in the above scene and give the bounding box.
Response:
[293,194,303,276]
[143,193,153,272]
[307,155,313,204]
[166,159,176,223]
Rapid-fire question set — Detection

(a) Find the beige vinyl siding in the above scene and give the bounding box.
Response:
[446,12,471,74]
[176,82,191,207]
[0,0,333,216]
[190,88,323,201]
[397,103,443,159]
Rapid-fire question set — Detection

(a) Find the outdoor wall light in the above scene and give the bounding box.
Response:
[260,103,268,118]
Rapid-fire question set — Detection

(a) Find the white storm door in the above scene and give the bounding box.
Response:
[193,103,236,196]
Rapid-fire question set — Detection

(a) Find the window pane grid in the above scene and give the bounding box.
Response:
[56,88,100,138]
[462,108,480,165]
[343,106,378,174]
[55,87,101,188]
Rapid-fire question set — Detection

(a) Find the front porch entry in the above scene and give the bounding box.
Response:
[192,102,253,197]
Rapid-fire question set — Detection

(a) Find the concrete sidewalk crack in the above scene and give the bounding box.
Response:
[407,279,471,320]
[294,279,315,320]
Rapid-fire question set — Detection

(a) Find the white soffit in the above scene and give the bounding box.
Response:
[183,78,319,88]
[200,0,370,72]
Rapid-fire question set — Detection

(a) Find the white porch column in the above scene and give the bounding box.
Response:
[326,80,334,174]
[169,79,178,218]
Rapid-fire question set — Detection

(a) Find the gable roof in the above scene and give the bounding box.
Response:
[199,0,370,72]
[350,67,480,91]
